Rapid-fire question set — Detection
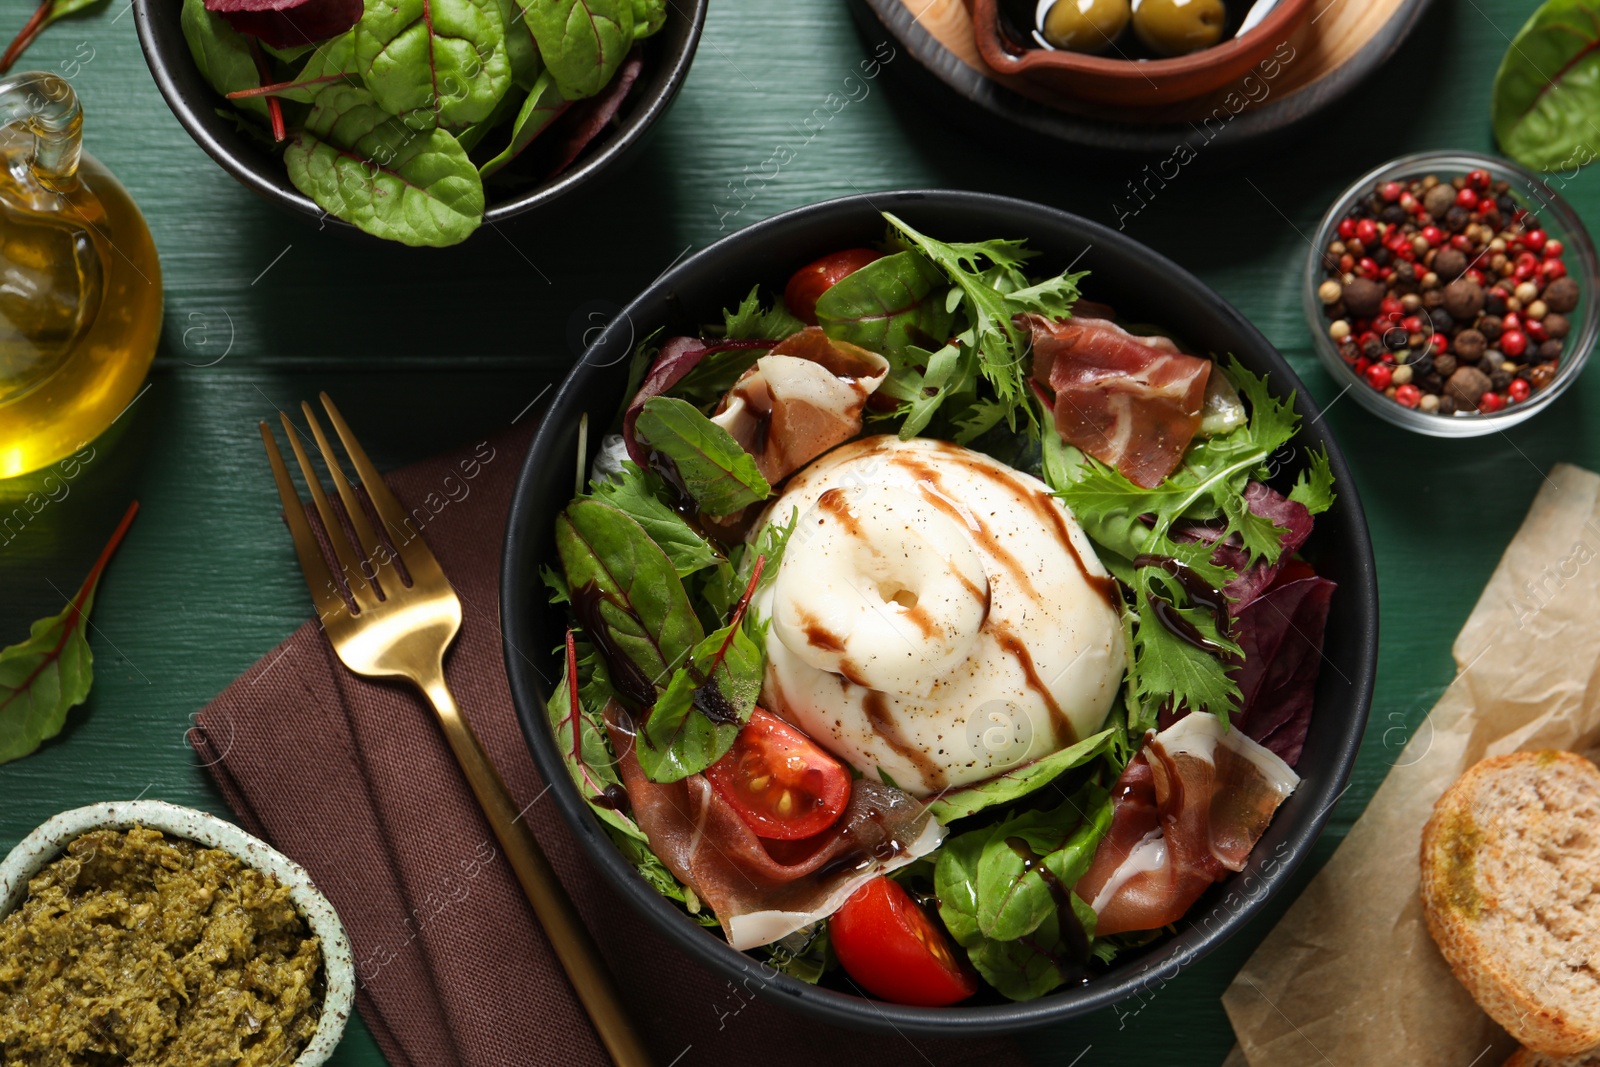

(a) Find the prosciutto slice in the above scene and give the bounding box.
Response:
[1075,712,1299,936]
[604,705,942,950]
[1023,314,1212,489]
[711,327,889,487]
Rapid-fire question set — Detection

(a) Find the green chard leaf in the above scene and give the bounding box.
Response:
[586,461,722,578]
[0,502,137,765]
[722,285,806,342]
[478,71,568,178]
[635,620,762,782]
[631,0,666,37]
[355,0,511,129]
[3,0,109,78]
[229,33,358,105]
[1492,0,1600,171]
[926,727,1116,824]
[632,396,772,517]
[284,84,484,247]
[546,632,640,838]
[814,250,954,355]
[180,0,268,120]
[495,0,545,88]
[555,498,704,705]
[519,0,633,99]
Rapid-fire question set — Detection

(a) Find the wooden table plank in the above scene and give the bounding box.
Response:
[3,0,1595,1063]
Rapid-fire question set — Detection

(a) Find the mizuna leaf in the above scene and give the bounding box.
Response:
[517,0,633,100]
[284,84,484,246]
[181,0,270,119]
[0,501,138,765]
[632,396,772,517]
[1492,0,1600,171]
[554,498,704,706]
[478,70,569,178]
[354,0,512,130]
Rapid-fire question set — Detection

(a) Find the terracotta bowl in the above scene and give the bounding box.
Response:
[971,0,1316,107]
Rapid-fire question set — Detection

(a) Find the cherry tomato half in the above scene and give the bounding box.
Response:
[784,248,884,325]
[830,877,979,1007]
[704,708,851,840]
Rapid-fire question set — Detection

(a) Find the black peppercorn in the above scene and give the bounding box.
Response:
[1545,312,1571,339]
[1485,289,1509,316]
[1490,369,1514,391]
[1418,371,1445,393]
[1424,308,1455,335]
[1539,339,1565,360]
[1439,395,1458,415]
[1444,205,1471,232]
[1381,205,1407,224]
[1478,315,1504,342]
[1479,354,1502,376]
[1373,247,1392,267]
[1432,353,1458,378]
[1362,335,1385,360]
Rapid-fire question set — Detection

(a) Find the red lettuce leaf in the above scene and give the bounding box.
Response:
[1179,481,1314,615]
[1228,573,1336,767]
[204,0,360,49]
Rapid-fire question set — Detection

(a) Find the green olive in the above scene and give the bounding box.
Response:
[1131,0,1226,56]
[1040,0,1132,53]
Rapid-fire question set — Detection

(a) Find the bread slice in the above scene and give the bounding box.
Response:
[1504,1049,1600,1066]
[1421,751,1600,1057]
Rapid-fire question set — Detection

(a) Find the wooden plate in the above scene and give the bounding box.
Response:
[848,0,1436,154]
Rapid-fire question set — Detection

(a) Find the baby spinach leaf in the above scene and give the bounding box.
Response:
[966,909,1082,1001]
[1492,0,1600,171]
[974,788,1111,942]
[284,84,484,247]
[633,396,772,517]
[478,70,568,178]
[926,727,1116,824]
[495,0,544,88]
[815,250,953,355]
[635,620,761,782]
[518,0,633,99]
[181,0,269,119]
[0,502,137,765]
[555,498,703,706]
[586,460,721,578]
[934,822,987,946]
[547,631,641,838]
[355,0,511,130]
[722,286,806,342]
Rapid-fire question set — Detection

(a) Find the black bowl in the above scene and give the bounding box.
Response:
[133,0,705,237]
[501,190,1378,1035]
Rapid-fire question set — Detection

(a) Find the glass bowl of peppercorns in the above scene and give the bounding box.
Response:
[1305,151,1598,435]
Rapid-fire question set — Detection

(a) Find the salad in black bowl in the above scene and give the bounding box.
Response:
[502,191,1377,1034]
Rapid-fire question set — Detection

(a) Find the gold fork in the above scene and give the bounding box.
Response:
[261,393,651,1067]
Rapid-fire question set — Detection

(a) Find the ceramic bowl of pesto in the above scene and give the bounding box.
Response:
[0,800,354,1066]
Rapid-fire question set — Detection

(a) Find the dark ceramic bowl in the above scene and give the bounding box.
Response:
[133,0,705,237]
[501,190,1379,1035]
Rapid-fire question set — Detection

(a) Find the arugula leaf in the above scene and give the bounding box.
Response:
[586,461,721,578]
[478,71,568,178]
[636,620,762,782]
[815,250,953,355]
[606,824,718,924]
[701,509,795,621]
[554,498,704,705]
[518,0,633,100]
[1,502,137,765]
[1289,448,1336,515]
[722,286,805,342]
[926,727,1115,824]
[355,0,512,130]
[633,397,771,517]
[180,0,269,120]
[284,85,484,247]
[547,632,639,838]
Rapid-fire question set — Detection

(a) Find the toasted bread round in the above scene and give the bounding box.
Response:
[1504,1049,1600,1067]
[1421,751,1600,1057]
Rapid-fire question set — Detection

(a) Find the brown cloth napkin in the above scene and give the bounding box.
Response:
[190,425,1025,1067]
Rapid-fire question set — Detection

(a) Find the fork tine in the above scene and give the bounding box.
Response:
[260,422,347,625]
[279,410,380,612]
[319,392,444,582]
[301,399,394,584]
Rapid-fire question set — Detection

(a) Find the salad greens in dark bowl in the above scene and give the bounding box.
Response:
[133,0,704,247]
[501,190,1378,1035]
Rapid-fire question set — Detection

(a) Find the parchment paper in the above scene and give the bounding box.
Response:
[1223,462,1600,1067]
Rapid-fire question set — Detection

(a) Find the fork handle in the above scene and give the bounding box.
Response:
[418,668,653,1067]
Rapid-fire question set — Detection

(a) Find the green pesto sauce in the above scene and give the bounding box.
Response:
[0,826,323,1066]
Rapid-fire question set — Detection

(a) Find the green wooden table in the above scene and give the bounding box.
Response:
[2,1,1591,1062]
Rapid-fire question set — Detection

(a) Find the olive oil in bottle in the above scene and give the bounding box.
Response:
[0,72,162,479]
